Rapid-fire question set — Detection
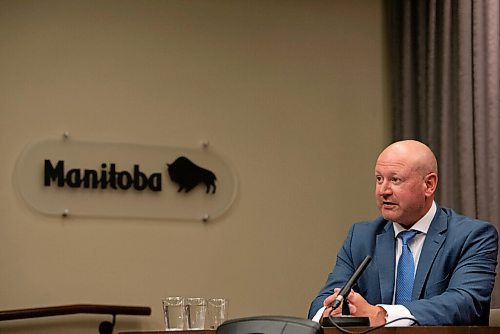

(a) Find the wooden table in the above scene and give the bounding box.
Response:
[120,327,499,334]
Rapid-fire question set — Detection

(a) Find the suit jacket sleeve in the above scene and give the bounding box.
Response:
[308,225,358,319]
[406,218,498,325]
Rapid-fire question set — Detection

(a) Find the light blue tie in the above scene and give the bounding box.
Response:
[395,230,418,304]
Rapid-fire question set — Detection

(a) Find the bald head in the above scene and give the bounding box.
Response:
[374,140,439,227]
[377,140,438,178]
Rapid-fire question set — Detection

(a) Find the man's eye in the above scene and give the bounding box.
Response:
[392,178,401,184]
[376,176,383,183]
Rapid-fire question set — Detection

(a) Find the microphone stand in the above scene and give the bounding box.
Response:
[322,256,372,327]
[322,299,370,327]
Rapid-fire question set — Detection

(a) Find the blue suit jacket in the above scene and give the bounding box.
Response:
[308,206,498,325]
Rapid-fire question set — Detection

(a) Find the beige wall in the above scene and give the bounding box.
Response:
[0,0,390,332]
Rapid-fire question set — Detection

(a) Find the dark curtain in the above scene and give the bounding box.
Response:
[389,0,500,307]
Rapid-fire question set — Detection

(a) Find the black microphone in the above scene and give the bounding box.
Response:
[331,255,372,310]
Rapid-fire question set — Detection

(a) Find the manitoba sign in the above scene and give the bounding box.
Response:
[14,136,237,221]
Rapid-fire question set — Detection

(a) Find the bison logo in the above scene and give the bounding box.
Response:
[167,156,217,194]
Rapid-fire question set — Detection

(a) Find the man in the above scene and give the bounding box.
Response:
[308,140,498,326]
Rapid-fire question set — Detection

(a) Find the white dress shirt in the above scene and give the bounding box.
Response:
[312,202,437,326]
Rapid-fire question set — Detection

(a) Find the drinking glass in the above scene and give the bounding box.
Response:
[207,298,228,329]
[162,296,186,330]
[185,297,207,329]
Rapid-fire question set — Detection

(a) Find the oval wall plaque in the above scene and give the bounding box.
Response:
[13,136,238,221]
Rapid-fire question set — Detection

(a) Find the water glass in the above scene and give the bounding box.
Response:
[207,298,228,329]
[185,297,207,329]
[162,296,186,330]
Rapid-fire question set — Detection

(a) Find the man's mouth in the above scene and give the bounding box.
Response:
[382,201,397,207]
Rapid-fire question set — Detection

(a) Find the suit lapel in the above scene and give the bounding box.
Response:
[375,222,396,304]
[412,208,448,300]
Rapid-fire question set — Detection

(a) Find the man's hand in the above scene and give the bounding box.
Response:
[321,288,343,320]
[321,289,387,326]
[346,291,387,326]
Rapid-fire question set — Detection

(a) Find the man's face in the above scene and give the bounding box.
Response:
[374,157,428,227]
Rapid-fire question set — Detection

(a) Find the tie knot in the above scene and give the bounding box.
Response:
[398,230,418,244]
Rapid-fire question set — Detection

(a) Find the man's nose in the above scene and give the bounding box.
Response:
[378,181,392,195]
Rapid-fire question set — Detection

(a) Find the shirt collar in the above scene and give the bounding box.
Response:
[392,201,437,236]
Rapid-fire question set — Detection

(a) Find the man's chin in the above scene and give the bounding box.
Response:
[381,210,399,222]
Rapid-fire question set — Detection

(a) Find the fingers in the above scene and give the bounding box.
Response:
[322,307,332,319]
[322,288,343,321]
[322,305,342,320]
[348,302,357,314]
[323,288,341,307]
[346,290,362,304]
[345,291,375,319]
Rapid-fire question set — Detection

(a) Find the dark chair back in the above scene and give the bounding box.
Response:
[216,316,322,334]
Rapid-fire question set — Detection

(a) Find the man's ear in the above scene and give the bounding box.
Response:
[424,172,438,196]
